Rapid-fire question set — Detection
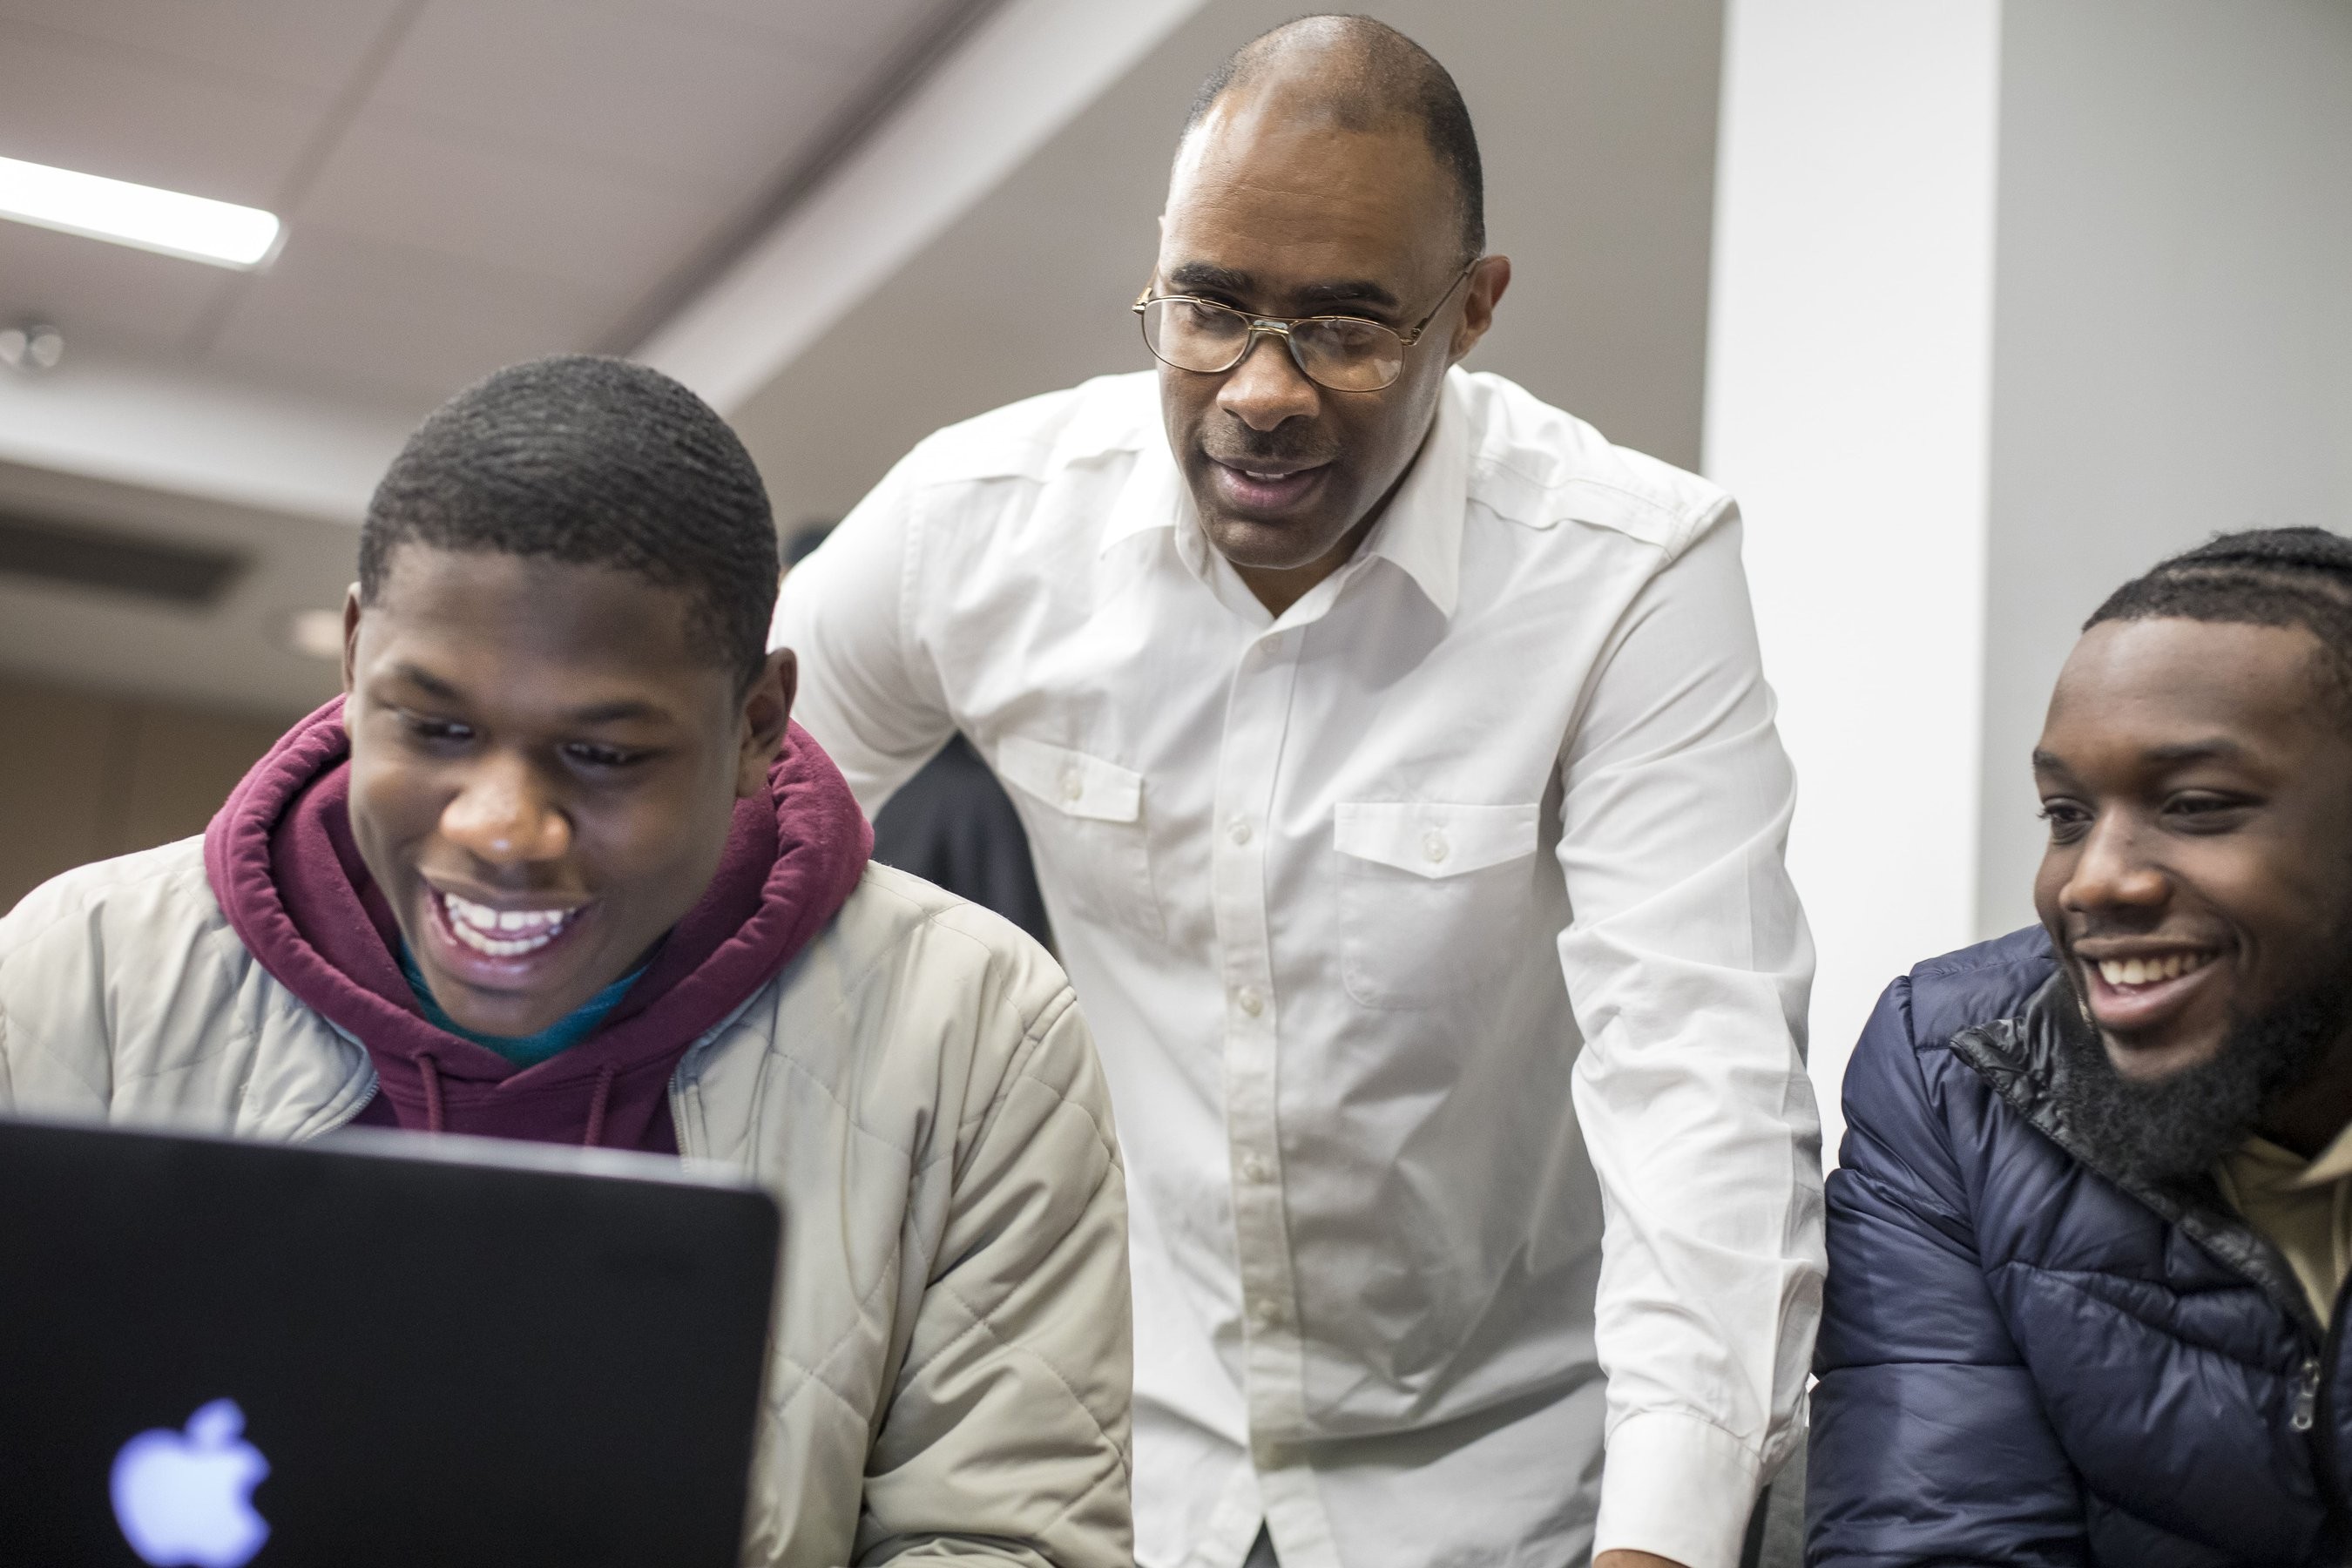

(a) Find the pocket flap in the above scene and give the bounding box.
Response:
[997,736,1144,822]
[1335,801,1539,878]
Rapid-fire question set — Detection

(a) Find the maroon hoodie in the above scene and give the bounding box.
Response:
[204,698,871,1152]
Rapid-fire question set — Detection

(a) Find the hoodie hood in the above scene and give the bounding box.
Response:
[204,696,872,1149]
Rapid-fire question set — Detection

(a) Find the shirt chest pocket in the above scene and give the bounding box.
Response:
[1334,801,1542,1010]
[996,736,1166,943]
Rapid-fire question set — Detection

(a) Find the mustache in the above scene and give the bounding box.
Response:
[1200,425,1338,470]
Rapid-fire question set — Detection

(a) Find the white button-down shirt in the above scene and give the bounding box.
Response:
[775,368,1822,1568]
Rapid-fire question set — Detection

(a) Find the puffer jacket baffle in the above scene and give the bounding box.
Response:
[1810,926,2352,1566]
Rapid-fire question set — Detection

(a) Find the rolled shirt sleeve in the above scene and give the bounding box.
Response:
[1562,512,1824,1565]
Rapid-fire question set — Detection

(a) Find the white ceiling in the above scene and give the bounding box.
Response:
[0,0,1010,719]
[0,0,975,407]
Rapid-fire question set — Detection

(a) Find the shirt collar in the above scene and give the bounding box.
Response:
[2296,1122,2352,1188]
[1100,431,1192,555]
[1099,370,1472,620]
[1355,372,1467,619]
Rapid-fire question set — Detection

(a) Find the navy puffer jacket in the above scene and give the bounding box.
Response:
[1809,927,2352,1565]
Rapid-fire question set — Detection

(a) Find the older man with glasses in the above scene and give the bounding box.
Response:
[776,17,1820,1568]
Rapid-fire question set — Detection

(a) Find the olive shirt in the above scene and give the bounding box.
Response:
[2216,1129,2352,1325]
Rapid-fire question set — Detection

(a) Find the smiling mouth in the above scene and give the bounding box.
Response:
[2095,950,2216,989]
[436,890,581,958]
[2075,943,2227,1038]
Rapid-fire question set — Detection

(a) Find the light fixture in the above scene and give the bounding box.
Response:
[0,154,281,270]
[0,321,64,374]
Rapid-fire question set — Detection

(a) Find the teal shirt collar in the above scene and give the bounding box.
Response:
[397,944,643,1068]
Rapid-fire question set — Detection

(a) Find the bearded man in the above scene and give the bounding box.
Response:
[1811,527,2352,1565]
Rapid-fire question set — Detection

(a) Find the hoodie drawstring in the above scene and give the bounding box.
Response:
[582,1064,615,1149]
[413,1052,614,1146]
[417,1051,445,1133]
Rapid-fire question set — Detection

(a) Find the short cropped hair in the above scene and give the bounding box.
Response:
[1184,15,1484,260]
[2087,526,2352,722]
[359,355,777,686]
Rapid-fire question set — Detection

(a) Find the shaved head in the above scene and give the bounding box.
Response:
[1181,15,1484,260]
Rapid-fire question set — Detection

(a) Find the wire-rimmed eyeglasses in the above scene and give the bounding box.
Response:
[1132,260,1479,393]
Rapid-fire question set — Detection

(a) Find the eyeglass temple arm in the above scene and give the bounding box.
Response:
[1396,259,1482,347]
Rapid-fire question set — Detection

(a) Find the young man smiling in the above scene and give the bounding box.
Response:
[1810,527,2352,1565]
[0,356,1133,1566]
[780,17,1819,1568]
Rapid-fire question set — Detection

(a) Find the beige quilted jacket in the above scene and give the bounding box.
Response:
[0,838,1132,1567]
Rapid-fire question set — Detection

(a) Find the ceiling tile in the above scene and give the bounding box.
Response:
[0,18,325,206]
[0,222,236,351]
[294,111,729,297]
[367,0,848,191]
[0,0,405,95]
[204,225,611,404]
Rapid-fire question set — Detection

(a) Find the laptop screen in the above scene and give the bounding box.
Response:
[0,1119,779,1568]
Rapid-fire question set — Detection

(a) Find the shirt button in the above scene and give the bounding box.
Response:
[1059,767,1084,803]
[1423,829,1450,864]
[1240,1153,1271,1183]
[1236,987,1265,1017]
[1248,1298,1282,1331]
[1229,819,1252,846]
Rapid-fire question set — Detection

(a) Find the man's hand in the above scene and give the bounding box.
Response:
[1594,1554,1689,1568]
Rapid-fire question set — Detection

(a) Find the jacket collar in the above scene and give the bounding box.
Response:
[1952,975,2322,1339]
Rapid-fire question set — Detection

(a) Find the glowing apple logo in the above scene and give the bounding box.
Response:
[110,1399,271,1567]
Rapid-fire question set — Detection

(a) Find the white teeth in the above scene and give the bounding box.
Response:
[2098,952,2210,988]
[439,892,572,957]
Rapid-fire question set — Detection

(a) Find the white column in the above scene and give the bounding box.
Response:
[1703,0,2004,1161]
[1974,0,2352,936]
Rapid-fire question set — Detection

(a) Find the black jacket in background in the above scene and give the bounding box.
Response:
[870,734,1051,950]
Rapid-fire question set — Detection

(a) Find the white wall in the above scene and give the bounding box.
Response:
[1973,0,2352,935]
[1706,0,2004,1160]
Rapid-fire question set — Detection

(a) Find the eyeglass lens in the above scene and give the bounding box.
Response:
[1140,299,1406,392]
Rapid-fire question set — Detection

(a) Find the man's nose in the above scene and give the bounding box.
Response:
[1216,332,1321,432]
[440,754,571,868]
[2062,812,2169,916]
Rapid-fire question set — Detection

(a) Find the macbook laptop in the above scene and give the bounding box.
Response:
[0,1117,780,1567]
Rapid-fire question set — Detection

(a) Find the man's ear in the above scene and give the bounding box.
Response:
[736,647,797,798]
[340,583,363,694]
[1449,254,1511,366]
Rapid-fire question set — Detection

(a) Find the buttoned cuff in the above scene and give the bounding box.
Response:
[1592,1409,1764,1568]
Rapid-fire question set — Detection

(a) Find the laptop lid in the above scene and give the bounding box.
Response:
[0,1117,780,1568]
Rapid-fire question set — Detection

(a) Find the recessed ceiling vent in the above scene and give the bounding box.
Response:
[0,508,247,606]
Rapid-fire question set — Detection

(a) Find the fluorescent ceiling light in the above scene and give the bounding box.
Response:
[0,154,280,269]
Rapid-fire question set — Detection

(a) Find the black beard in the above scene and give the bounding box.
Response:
[2051,963,2352,1188]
